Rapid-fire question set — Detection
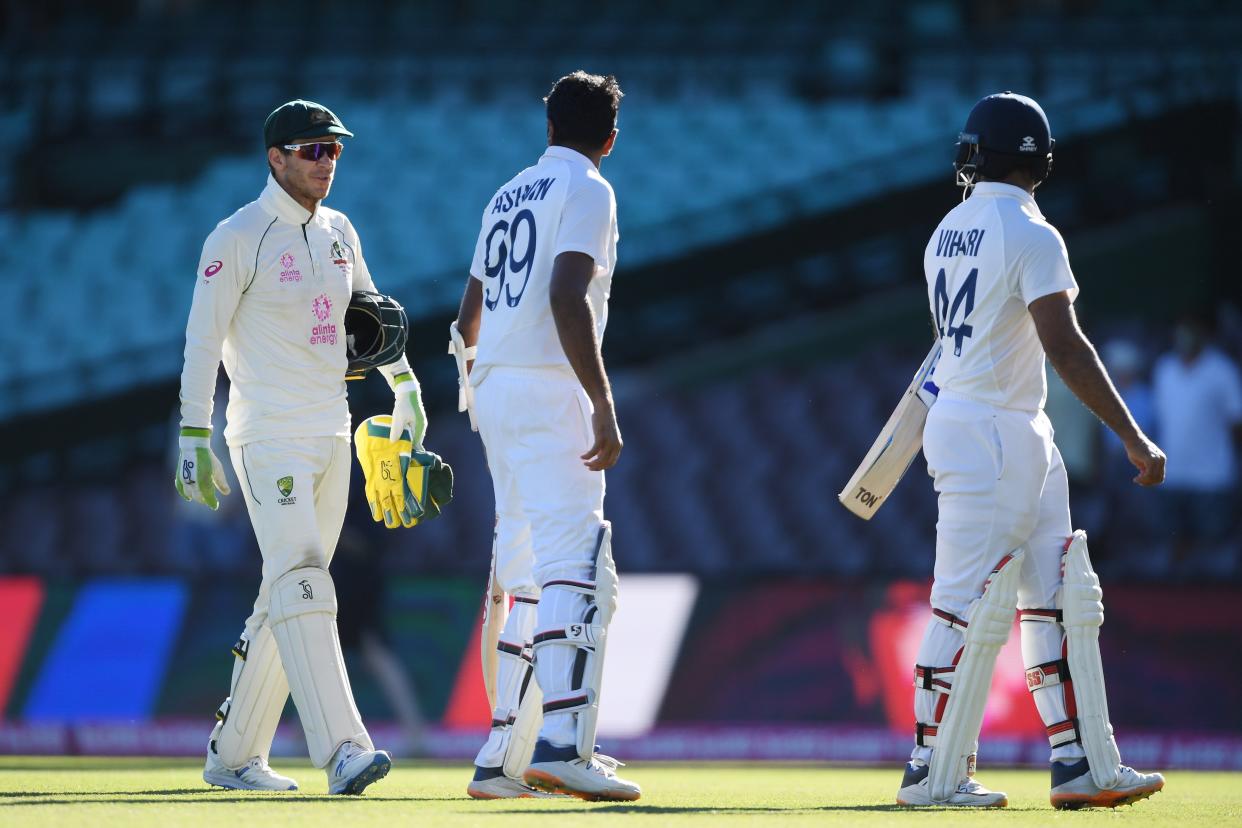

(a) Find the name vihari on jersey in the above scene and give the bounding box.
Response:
[490,176,557,214]
[935,228,986,258]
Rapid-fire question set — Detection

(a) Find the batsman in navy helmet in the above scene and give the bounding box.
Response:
[894,92,1167,810]
[954,92,1055,196]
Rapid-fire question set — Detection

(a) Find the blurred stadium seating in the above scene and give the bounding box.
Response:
[0,77,1228,415]
[2,1,1242,580]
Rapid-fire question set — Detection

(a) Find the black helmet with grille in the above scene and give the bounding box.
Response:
[344,290,408,380]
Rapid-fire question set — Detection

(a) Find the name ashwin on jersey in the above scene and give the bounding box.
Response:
[935,228,986,258]
[491,177,556,214]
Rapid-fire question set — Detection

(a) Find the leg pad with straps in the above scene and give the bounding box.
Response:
[1061,530,1122,789]
[532,522,617,762]
[210,624,289,768]
[268,566,370,767]
[927,550,1023,802]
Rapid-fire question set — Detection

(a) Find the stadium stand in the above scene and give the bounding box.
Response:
[3,2,1242,581]
[1,72,1234,417]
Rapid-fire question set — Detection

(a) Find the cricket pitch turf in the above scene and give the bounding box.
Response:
[1,756,1238,826]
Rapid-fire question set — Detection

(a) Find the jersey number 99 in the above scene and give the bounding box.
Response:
[483,209,537,311]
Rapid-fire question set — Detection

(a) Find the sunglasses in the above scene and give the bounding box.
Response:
[281,141,344,161]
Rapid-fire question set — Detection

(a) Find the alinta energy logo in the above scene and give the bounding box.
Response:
[310,293,337,346]
[280,251,302,283]
[203,260,223,279]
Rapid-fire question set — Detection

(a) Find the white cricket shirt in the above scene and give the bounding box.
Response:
[1153,347,1242,490]
[468,145,618,385]
[923,182,1079,411]
[179,175,410,446]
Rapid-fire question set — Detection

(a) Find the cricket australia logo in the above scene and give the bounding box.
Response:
[299,579,314,600]
[280,251,302,283]
[276,475,296,505]
[310,294,338,346]
[330,240,351,278]
[1019,135,1037,152]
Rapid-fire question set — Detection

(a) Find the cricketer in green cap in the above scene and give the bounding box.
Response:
[263,99,353,148]
[264,100,354,213]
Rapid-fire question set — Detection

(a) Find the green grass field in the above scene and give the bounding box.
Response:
[1,757,1238,827]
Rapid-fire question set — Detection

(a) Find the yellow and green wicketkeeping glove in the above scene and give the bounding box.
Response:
[355,415,422,528]
[174,426,231,510]
[405,447,454,525]
[355,414,453,528]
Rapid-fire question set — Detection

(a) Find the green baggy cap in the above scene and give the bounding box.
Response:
[263,99,353,148]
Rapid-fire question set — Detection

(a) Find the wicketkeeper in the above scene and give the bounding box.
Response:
[177,100,428,795]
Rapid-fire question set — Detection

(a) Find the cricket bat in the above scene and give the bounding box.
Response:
[838,340,942,520]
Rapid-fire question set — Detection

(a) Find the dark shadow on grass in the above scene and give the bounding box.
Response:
[1,794,459,806]
[0,789,205,798]
[485,804,914,815]
[0,759,198,772]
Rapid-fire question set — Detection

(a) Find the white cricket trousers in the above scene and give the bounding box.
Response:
[233,436,352,631]
[474,367,606,748]
[911,393,1083,765]
[212,435,370,768]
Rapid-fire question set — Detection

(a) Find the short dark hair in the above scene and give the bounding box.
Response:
[545,71,623,149]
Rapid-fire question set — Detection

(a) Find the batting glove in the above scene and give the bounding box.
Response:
[389,372,427,447]
[175,426,232,510]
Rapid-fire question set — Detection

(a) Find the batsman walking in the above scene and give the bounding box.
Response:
[176,100,427,794]
[897,92,1167,809]
[451,71,640,801]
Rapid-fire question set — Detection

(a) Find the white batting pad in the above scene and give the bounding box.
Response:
[212,624,289,768]
[928,550,1023,801]
[268,566,371,767]
[573,522,617,760]
[1062,530,1122,789]
[531,522,618,762]
[504,667,543,779]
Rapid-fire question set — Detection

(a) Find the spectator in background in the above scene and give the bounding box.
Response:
[1152,314,1242,572]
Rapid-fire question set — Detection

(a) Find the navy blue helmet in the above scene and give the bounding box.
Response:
[954,92,1054,194]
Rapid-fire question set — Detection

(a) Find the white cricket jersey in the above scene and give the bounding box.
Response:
[179,175,410,447]
[923,182,1079,412]
[468,145,618,384]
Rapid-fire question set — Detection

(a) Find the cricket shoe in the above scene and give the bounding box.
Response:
[327,741,391,795]
[1050,758,1164,809]
[523,740,641,802]
[466,765,562,799]
[895,761,1008,807]
[203,749,298,791]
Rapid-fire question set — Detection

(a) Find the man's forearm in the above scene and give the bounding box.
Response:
[456,277,483,347]
[552,293,611,405]
[1048,340,1142,444]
